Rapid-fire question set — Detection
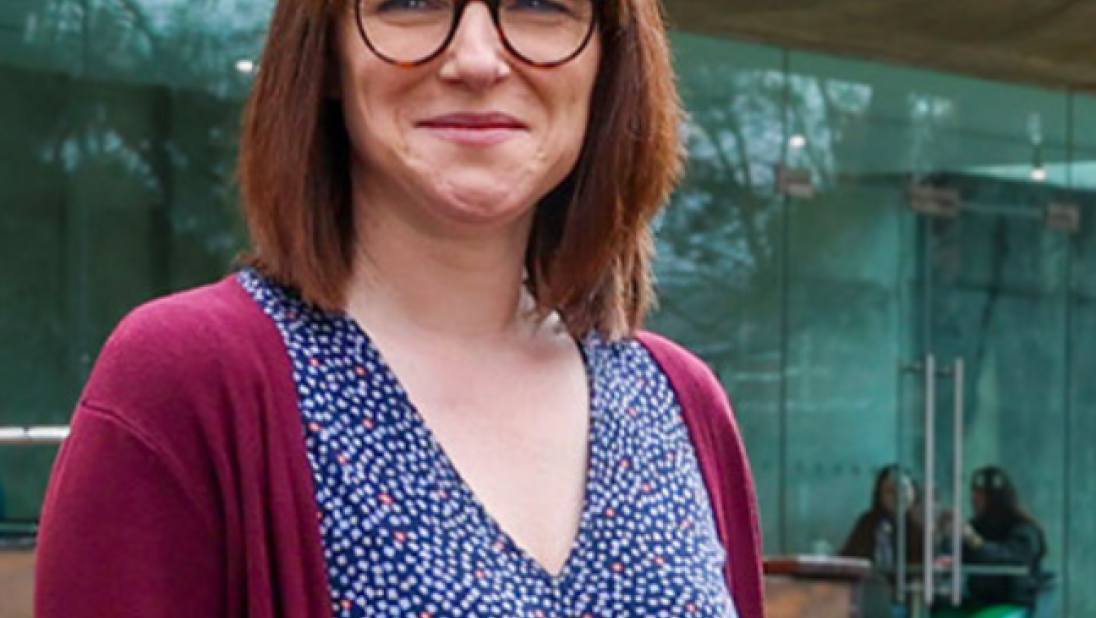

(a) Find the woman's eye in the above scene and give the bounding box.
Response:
[374,0,448,12]
[508,0,571,13]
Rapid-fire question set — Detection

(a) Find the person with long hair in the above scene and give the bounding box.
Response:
[960,466,1047,609]
[33,0,765,616]
[841,464,925,569]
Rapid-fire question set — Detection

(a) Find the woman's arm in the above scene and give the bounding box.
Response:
[35,402,225,618]
[965,523,1042,566]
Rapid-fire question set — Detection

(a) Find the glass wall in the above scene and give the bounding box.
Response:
[1066,94,1096,617]
[656,32,1096,618]
[654,34,787,549]
[1,4,1095,616]
[0,0,263,527]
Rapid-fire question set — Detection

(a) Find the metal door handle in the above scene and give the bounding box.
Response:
[951,359,965,605]
[923,355,936,606]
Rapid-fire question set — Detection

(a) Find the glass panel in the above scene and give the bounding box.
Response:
[655,32,786,552]
[783,276,905,553]
[1075,95,1096,297]
[1069,94,1096,192]
[85,0,271,97]
[927,229,1069,591]
[0,0,86,75]
[1066,297,1096,618]
[781,52,910,571]
[0,0,253,522]
[1065,93,1096,618]
[0,65,76,426]
[0,5,86,526]
[917,81,1070,614]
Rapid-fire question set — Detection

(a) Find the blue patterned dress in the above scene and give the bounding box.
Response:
[239,268,737,618]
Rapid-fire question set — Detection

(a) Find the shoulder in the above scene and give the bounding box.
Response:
[1012,521,1046,544]
[633,330,726,403]
[94,275,266,376]
[629,330,746,452]
[839,513,879,555]
[80,274,285,423]
[583,330,718,385]
[850,512,878,532]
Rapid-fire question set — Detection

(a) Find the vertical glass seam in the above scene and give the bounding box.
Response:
[1061,88,1075,618]
[776,45,791,554]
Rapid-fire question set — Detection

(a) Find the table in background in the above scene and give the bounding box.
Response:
[764,555,875,618]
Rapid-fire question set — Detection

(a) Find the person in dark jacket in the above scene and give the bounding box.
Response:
[841,464,925,569]
[960,466,1047,608]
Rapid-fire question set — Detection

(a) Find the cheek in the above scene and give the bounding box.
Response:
[341,67,408,160]
[548,66,598,158]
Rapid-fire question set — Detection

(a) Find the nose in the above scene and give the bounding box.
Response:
[438,1,511,89]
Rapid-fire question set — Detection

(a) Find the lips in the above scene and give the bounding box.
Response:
[418,112,527,130]
[417,112,528,146]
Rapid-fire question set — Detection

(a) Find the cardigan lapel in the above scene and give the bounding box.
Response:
[637,331,766,618]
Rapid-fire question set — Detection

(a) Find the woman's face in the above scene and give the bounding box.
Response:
[335,3,601,232]
[880,475,915,516]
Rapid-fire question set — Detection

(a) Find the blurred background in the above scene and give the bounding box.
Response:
[1,1,1093,617]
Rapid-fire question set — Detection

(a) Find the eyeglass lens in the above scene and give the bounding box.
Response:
[357,0,596,66]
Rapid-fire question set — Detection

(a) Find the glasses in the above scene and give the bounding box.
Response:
[354,0,598,68]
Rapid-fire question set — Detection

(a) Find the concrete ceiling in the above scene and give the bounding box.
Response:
[665,0,1096,95]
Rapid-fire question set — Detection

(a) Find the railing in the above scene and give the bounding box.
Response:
[0,426,69,445]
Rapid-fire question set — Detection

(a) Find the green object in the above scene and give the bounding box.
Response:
[933,606,1027,618]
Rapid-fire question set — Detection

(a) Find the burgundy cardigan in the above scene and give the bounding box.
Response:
[35,275,765,618]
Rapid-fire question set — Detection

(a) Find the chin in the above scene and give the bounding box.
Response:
[444,201,532,231]
[433,181,535,226]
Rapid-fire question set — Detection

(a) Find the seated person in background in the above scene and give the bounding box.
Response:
[841,464,925,570]
[955,466,1048,609]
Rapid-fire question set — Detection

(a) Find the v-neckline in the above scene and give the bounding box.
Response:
[336,312,602,585]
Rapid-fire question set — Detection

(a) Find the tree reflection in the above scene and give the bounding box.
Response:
[9,0,271,96]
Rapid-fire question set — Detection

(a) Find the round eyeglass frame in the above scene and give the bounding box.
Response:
[353,0,600,68]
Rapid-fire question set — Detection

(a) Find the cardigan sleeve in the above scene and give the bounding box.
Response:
[35,402,226,618]
[36,277,332,618]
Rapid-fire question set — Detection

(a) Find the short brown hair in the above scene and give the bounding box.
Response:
[239,0,683,339]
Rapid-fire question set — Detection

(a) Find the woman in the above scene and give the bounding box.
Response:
[840,465,924,569]
[35,0,764,617]
[960,466,1047,609]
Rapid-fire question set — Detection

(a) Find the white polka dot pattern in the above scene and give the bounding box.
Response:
[239,268,737,618]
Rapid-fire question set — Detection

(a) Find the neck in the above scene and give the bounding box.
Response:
[344,182,537,345]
